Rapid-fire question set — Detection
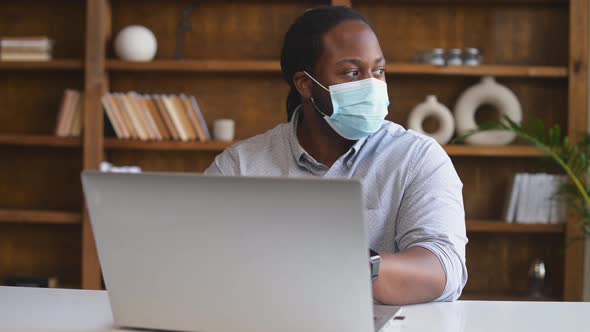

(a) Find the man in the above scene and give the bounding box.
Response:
[206,6,467,305]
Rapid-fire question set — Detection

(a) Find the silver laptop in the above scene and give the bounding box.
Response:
[82,171,400,332]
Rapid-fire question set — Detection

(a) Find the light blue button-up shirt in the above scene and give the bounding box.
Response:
[205,109,468,301]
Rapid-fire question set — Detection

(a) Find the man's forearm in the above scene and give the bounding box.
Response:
[372,247,446,305]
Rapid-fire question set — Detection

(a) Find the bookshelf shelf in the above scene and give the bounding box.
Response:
[443,145,544,158]
[387,63,568,78]
[0,60,84,71]
[102,140,545,157]
[107,59,280,73]
[104,138,234,151]
[0,134,81,148]
[0,209,82,225]
[106,59,567,78]
[466,220,565,234]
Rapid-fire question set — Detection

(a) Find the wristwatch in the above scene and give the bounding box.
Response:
[369,249,381,281]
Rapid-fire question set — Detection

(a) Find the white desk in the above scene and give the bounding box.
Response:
[1,286,589,332]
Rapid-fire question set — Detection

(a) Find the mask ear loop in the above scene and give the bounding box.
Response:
[302,71,330,117]
[310,97,329,117]
[303,71,329,92]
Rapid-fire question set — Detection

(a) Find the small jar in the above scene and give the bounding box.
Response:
[463,48,482,66]
[428,48,445,66]
[446,48,463,66]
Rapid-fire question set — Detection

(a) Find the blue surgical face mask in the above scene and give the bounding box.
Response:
[304,71,390,140]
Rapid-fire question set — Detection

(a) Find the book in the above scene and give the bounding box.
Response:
[55,90,80,137]
[162,95,190,141]
[0,46,52,53]
[55,90,73,136]
[189,96,211,140]
[505,173,568,225]
[110,93,137,139]
[69,94,83,136]
[118,93,149,140]
[153,94,180,141]
[0,53,51,61]
[142,95,171,140]
[0,36,53,49]
[102,95,125,139]
[172,95,197,140]
[504,173,522,223]
[128,92,158,140]
[180,94,206,141]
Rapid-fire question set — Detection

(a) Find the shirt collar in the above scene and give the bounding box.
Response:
[287,105,370,170]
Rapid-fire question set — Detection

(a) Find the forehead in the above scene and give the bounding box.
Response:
[321,20,382,61]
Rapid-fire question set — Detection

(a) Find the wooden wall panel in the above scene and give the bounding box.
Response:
[0,147,82,211]
[465,233,564,298]
[0,0,86,58]
[108,0,329,60]
[0,72,83,134]
[0,224,81,287]
[356,3,569,66]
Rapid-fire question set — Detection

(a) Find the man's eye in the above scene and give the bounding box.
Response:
[374,68,385,76]
[345,70,359,77]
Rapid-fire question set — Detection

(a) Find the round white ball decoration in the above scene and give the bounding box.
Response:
[454,76,522,146]
[114,25,158,62]
[407,95,455,145]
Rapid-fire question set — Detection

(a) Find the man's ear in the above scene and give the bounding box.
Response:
[293,71,313,99]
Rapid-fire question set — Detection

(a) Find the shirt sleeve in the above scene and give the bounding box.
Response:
[204,148,241,176]
[394,138,468,302]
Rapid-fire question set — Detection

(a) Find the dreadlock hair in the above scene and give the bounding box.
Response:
[280,6,372,121]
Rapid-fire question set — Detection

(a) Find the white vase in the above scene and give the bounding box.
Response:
[454,76,522,146]
[407,95,455,145]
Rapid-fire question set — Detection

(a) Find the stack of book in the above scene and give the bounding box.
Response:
[55,89,83,137]
[0,36,53,61]
[101,92,211,142]
[504,173,567,224]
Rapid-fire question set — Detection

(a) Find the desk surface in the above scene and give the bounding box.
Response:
[1,286,590,332]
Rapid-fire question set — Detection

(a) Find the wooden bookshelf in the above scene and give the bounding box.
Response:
[0,60,84,71]
[107,59,567,78]
[0,134,81,148]
[466,220,565,234]
[0,0,586,301]
[0,209,82,225]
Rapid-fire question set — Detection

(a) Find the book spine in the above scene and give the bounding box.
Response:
[128,92,157,140]
[113,93,140,140]
[142,95,170,140]
[162,95,189,141]
[153,95,180,141]
[172,95,197,141]
[180,94,206,142]
[189,96,211,140]
[102,95,124,138]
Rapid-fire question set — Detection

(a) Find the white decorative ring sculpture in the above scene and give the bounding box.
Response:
[407,95,455,145]
[454,76,522,146]
[114,25,158,62]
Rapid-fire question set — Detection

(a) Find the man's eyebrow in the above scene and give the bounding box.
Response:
[335,56,386,65]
